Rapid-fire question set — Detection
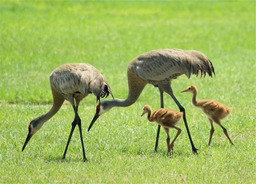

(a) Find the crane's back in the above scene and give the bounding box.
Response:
[129,48,215,83]
[50,63,110,100]
[152,108,183,128]
[198,99,232,120]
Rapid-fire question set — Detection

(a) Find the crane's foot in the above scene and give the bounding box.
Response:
[83,158,88,162]
[167,143,174,157]
[192,147,198,154]
[83,155,88,162]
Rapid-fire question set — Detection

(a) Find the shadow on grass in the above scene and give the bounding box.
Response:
[45,155,88,163]
[119,146,198,159]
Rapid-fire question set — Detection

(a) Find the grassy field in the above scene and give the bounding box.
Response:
[0,0,255,183]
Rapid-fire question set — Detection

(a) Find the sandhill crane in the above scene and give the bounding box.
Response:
[141,105,182,156]
[181,84,234,145]
[22,63,113,161]
[88,48,215,154]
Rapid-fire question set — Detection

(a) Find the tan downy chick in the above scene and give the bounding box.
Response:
[181,84,234,145]
[141,105,183,156]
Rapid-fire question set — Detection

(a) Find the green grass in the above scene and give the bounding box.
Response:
[0,0,255,183]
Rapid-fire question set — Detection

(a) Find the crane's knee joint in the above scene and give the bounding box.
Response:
[179,106,185,112]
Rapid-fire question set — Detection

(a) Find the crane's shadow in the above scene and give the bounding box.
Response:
[119,146,197,159]
[44,155,87,163]
[43,146,202,163]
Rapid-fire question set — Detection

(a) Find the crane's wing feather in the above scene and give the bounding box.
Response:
[134,49,215,81]
[50,63,113,102]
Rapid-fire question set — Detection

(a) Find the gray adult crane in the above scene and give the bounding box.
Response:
[22,63,113,161]
[88,48,215,154]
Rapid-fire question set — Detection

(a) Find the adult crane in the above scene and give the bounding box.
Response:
[22,63,113,161]
[88,48,215,154]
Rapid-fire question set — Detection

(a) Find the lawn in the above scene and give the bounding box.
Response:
[0,1,255,183]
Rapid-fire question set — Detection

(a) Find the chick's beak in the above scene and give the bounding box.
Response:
[141,111,146,117]
[181,88,188,93]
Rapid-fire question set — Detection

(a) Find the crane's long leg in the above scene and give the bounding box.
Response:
[170,92,198,153]
[170,126,182,146]
[62,105,78,160]
[77,113,87,161]
[164,128,171,154]
[169,126,182,155]
[216,120,234,145]
[208,119,215,146]
[160,84,198,154]
[62,105,87,161]
[154,90,164,152]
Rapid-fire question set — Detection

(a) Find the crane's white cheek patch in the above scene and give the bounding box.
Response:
[98,107,107,116]
[98,106,111,116]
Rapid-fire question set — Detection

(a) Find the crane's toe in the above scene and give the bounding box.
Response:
[192,147,199,154]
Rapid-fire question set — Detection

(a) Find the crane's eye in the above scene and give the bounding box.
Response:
[28,124,32,132]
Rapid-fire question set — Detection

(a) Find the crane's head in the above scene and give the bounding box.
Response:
[141,105,151,117]
[22,119,41,151]
[181,84,198,94]
[88,99,116,132]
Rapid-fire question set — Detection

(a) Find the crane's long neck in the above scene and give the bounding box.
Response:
[109,70,147,108]
[192,90,199,107]
[38,105,59,123]
[147,110,154,122]
[108,88,144,108]
[31,91,64,132]
[33,103,62,131]
[110,98,135,107]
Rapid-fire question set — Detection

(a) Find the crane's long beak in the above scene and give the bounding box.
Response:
[22,124,34,151]
[88,113,100,132]
[22,132,33,151]
[141,111,146,117]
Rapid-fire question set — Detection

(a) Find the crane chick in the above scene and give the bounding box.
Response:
[141,105,182,156]
[181,84,234,146]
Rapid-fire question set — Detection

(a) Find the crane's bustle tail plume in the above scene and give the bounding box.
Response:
[97,82,114,102]
[104,82,114,99]
[185,50,215,78]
